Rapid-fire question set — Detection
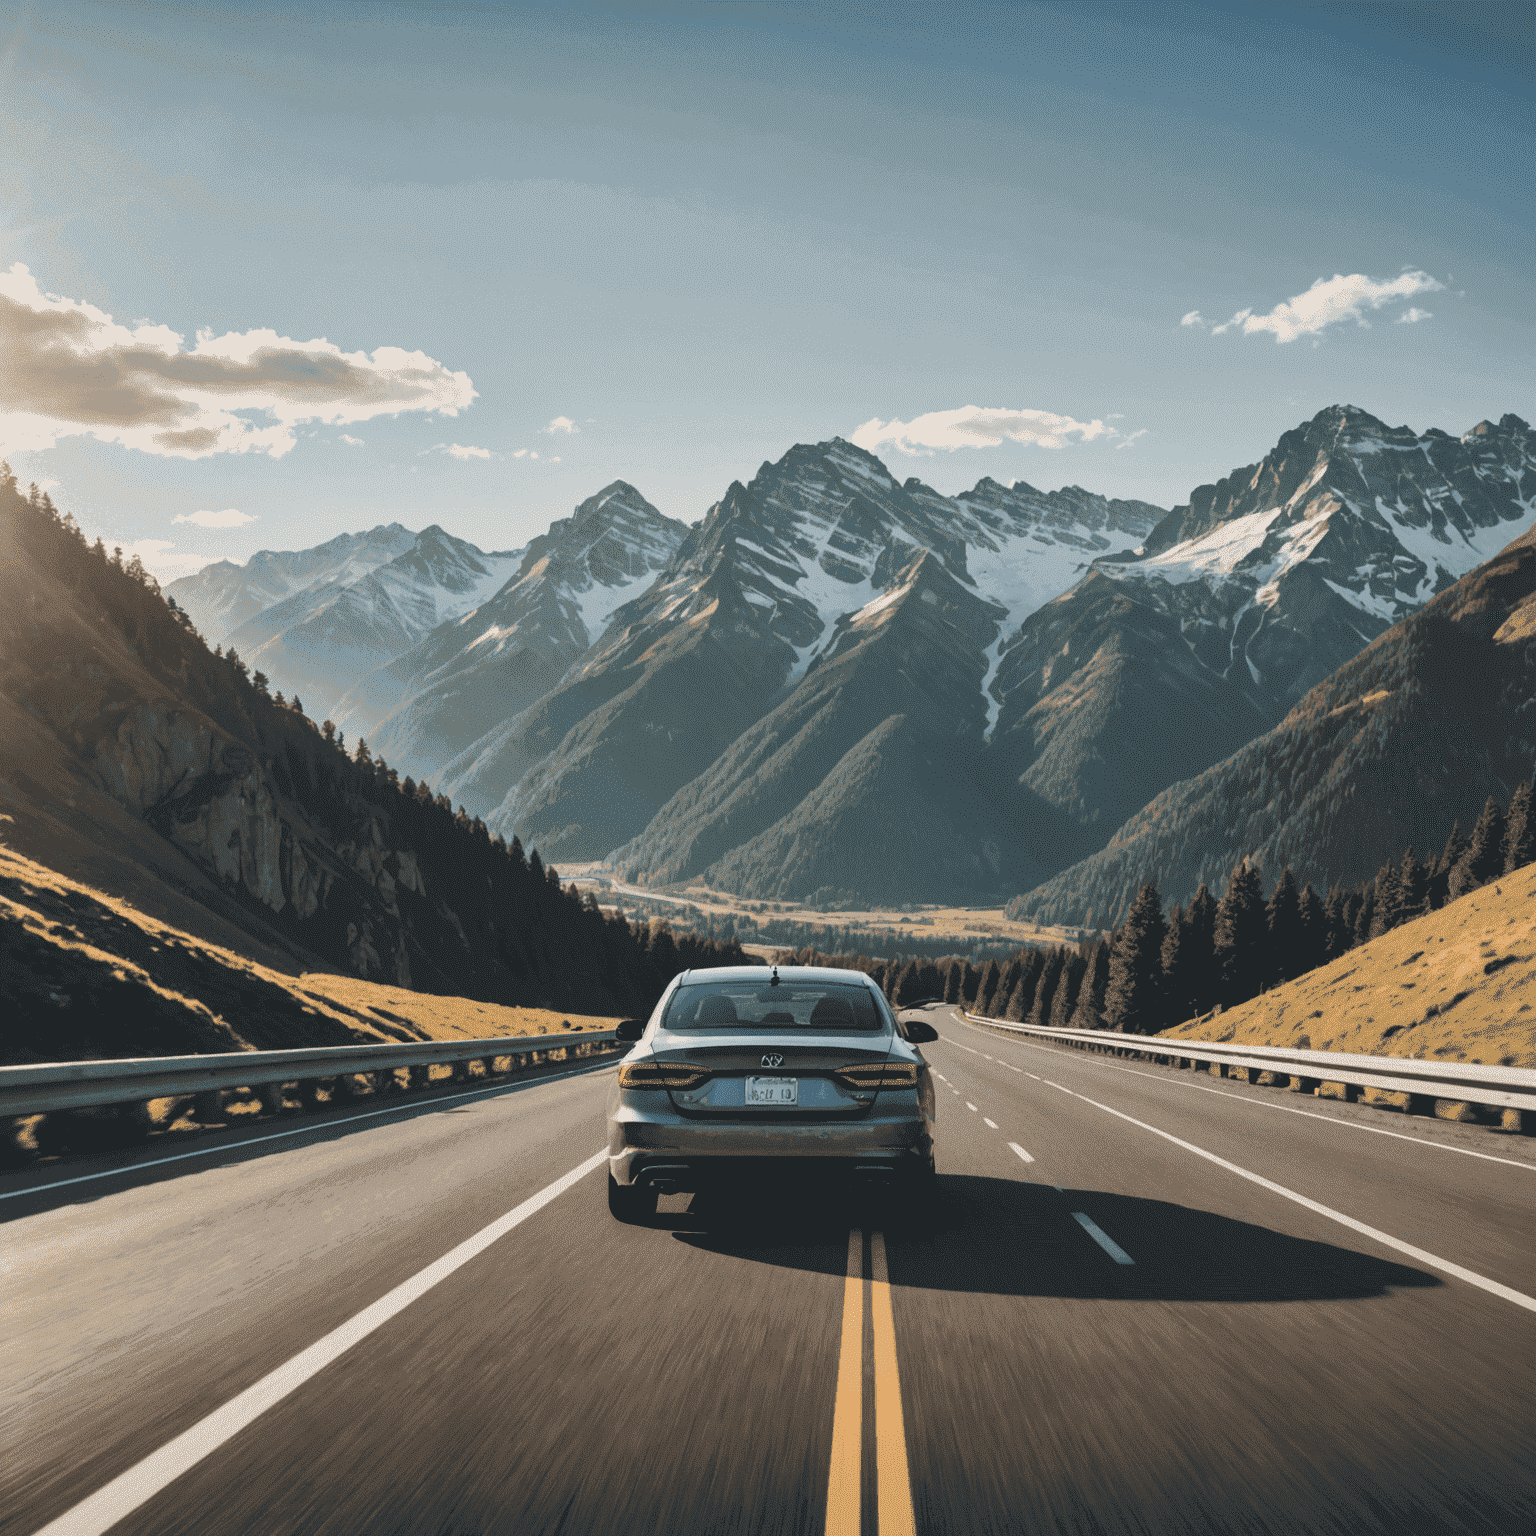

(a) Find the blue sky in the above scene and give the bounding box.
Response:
[2,1,1531,577]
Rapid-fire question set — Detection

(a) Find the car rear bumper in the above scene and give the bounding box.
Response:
[608,1109,932,1187]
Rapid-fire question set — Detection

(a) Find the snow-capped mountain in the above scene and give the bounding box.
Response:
[165,524,418,644]
[466,438,1163,872]
[227,526,523,716]
[333,482,687,776]
[1010,517,1536,929]
[986,406,1536,872]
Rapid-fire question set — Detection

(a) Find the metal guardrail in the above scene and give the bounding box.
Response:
[0,1030,621,1119]
[960,1012,1536,1115]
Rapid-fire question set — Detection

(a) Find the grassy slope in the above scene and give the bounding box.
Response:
[0,836,621,1066]
[1162,870,1536,1070]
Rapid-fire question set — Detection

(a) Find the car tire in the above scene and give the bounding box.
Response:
[608,1171,657,1223]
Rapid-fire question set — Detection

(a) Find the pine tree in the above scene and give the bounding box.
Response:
[1050,952,1087,1030]
[1450,796,1507,900]
[1183,884,1218,1016]
[1013,950,1046,1021]
[1213,861,1265,1006]
[942,962,962,1005]
[1159,904,1194,1026]
[1430,822,1468,909]
[1504,778,1536,873]
[1367,860,1402,939]
[1297,884,1327,975]
[1265,867,1304,985]
[961,962,982,1005]
[1070,939,1111,1028]
[1027,949,1066,1027]
[894,960,923,1007]
[1351,887,1375,948]
[1001,976,1028,1021]
[1398,847,1429,921]
[917,959,943,1001]
[1103,882,1167,1034]
[1322,885,1350,960]
[975,960,1002,1016]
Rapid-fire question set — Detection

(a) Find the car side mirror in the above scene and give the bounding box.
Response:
[614,1019,646,1042]
[902,1021,939,1044]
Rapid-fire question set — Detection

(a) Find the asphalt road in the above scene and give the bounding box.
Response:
[5,1008,1535,1535]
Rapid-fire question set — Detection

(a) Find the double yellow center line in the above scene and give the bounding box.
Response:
[826,1228,916,1536]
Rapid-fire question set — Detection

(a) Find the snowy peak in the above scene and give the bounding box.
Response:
[165,522,417,643]
[1118,405,1536,633]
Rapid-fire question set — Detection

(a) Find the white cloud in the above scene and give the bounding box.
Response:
[447,443,491,460]
[1115,429,1150,451]
[544,416,578,434]
[1180,310,1205,328]
[1397,307,1433,325]
[512,448,540,459]
[171,508,257,528]
[851,404,1112,456]
[0,263,476,459]
[1207,270,1443,344]
[340,433,364,446]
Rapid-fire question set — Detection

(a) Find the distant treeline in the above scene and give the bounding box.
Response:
[783,777,1533,1035]
[3,469,744,1016]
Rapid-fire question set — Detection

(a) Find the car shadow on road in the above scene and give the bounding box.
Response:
[665,1173,1441,1303]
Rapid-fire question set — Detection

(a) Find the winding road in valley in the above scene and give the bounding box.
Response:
[6,1008,1535,1535]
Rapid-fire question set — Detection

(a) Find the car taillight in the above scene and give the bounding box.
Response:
[833,1063,919,1091]
[618,1062,714,1090]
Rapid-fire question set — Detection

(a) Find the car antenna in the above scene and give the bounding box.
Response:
[769,964,780,987]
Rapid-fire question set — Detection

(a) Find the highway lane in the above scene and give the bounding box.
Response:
[5,1011,1534,1535]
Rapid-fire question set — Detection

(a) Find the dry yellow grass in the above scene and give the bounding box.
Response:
[1162,867,1536,1071]
[293,973,624,1043]
[1,833,621,1062]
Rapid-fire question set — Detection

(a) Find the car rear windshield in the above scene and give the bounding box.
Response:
[664,982,885,1032]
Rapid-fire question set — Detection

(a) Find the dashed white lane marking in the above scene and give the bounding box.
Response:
[1073,1212,1135,1265]
[1009,1143,1035,1164]
[983,1055,995,1062]
[30,1149,610,1536]
[947,1017,1536,1174]
[966,1102,978,1113]
[1004,1063,1023,1073]
[983,1118,998,1130]
[1043,1081,1073,1094]
[1068,1090,1536,1316]
[0,1060,619,1204]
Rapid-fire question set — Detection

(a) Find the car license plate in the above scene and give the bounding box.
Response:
[744,1076,798,1106]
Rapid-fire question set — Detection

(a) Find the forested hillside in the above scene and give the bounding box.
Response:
[0,468,743,1036]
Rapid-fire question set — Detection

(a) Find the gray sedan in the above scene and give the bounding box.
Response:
[605,964,938,1219]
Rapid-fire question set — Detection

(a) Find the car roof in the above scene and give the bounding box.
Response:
[676,965,876,987]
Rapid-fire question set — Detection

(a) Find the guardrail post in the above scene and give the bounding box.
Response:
[1245,1066,1266,1086]
[298,1078,323,1110]
[1293,1077,1321,1095]
[1212,1062,1228,1078]
[1340,1083,1362,1103]
[256,1082,285,1116]
[408,1064,430,1092]
[193,1090,224,1124]
[1405,1093,1434,1117]
[451,1059,472,1084]
[331,1073,357,1102]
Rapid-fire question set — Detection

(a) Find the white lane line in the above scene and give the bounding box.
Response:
[1009,1143,1035,1164]
[1,1061,619,1204]
[983,1118,998,1130]
[1073,1212,1135,1265]
[1025,1073,1041,1081]
[1067,1056,1536,1173]
[982,1055,995,1062]
[30,1150,609,1536]
[951,1016,1536,1173]
[1043,1081,1073,1094]
[1004,1064,1023,1073]
[1066,1090,1536,1316]
[966,1102,978,1113]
